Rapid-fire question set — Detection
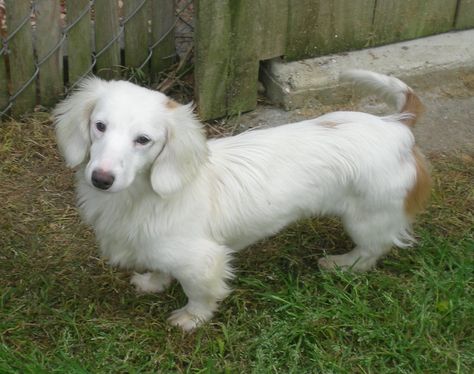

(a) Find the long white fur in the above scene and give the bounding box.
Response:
[54,70,423,331]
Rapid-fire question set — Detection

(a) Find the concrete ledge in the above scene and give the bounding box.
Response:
[261,29,474,110]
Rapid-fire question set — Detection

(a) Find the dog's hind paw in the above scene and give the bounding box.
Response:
[130,272,173,293]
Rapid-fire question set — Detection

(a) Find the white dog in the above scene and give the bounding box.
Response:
[54,70,430,331]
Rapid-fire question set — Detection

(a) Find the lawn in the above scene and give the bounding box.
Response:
[0,115,473,373]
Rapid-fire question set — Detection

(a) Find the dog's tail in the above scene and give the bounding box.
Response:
[339,70,424,127]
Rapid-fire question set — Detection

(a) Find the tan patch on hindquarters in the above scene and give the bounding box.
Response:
[405,147,431,217]
[401,90,425,127]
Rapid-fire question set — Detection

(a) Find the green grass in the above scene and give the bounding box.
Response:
[0,117,473,373]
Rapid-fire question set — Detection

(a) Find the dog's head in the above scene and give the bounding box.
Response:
[54,77,208,197]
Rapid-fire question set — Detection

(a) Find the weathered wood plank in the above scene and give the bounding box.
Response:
[5,0,36,115]
[455,0,474,29]
[150,0,175,80]
[195,0,232,119]
[373,0,458,45]
[256,0,288,60]
[196,0,265,119]
[225,0,260,116]
[124,0,150,72]
[286,0,375,60]
[35,0,63,107]
[66,0,93,85]
[94,0,120,79]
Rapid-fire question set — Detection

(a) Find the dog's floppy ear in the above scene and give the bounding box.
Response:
[150,104,208,198]
[53,77,106,168]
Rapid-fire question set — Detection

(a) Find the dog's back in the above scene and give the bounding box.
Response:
[206,71,430,264]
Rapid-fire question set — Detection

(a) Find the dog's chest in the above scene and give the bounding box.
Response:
[79,189,166,266]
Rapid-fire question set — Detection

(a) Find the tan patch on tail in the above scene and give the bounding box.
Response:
[401,90,425,127]
[405,147,431,217]
[166,99,180,109]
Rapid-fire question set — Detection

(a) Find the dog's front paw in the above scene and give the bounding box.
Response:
[168,304,214,332]
[130,272,172,293]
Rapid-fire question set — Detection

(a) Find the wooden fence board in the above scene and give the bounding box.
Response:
[455,0,474,29]
[225,0,260,116]
[66,0,93,84]
[286,0,375,60]
[5,0,36,115]
[35,0,63,107]
[150,0,175,80]
[256,0,288,60]
[94,0,120,79]
[373,0,458,45]
[196,0,268,119]
[195,0,232,119]
[124,0,150,72]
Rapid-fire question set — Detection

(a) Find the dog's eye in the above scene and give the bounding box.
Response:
[96,121,106,132]
[135,135,151,145]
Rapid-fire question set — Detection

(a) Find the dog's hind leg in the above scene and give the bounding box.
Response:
[130,271,173,293]
[318,207,411,272]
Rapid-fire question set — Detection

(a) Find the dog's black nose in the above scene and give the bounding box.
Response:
[91,170,115,190]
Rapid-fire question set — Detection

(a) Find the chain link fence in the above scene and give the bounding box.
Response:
[0,0,194,118]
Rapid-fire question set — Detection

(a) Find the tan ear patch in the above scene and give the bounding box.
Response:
[405,147,431,217]
[166,99,180,109]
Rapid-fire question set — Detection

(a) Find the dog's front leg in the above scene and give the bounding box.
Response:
[166,240,233,332]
